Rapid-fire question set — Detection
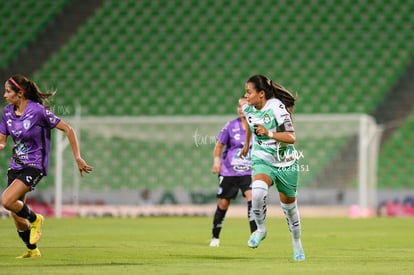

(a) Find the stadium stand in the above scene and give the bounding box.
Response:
[0,0,68,70]
[1,0,413,197]
[30,0,414,116]
[378,108,414,188]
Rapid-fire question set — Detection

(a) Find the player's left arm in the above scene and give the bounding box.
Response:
[265,102,296,144]
[55,120,93,175]
[0,133,7,150]
[268,130,296,144]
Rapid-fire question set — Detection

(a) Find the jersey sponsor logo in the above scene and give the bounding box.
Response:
[257,139,277,146]
[233,165,250,172]
[14,142,29,160]
[247,115,267,126]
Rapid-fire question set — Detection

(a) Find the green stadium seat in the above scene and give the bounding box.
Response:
[0,0,67,69]
[12,0,411,192]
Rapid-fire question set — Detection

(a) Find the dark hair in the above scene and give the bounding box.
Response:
[246,74,297,113]
[7,74,55,107]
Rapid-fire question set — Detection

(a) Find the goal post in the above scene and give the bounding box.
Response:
[53,114,382,218]
[291,114,383,217]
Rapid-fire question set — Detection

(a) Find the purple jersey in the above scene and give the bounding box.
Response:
[0,101,61,175]
[216,117,251,176]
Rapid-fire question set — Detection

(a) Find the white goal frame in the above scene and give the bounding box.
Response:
[54,114,382,218]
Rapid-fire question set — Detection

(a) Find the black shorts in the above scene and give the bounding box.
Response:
[8,167,44,191]
[216,175,252,199]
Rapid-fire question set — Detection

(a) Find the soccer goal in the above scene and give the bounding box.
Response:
[52,114,382,217]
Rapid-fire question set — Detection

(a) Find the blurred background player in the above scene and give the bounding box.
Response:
[209,97,257,247]
[240,74,305,261]
[0,75,93,258]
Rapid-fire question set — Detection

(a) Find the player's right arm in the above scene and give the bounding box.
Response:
[212,141,224,174]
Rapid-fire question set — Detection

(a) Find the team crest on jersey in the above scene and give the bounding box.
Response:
[263,114,271,124]
[23,119,31,129]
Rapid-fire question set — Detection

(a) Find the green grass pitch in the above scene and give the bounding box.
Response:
[0,216,413,274]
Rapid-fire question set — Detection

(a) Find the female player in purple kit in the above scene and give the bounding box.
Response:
[0,75,93,258]
[209,97,257,247]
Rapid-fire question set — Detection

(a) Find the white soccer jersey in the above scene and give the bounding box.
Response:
[243,98,297,167]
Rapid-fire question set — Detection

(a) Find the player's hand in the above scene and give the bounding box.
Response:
[211,163,221,174]
[239,144,249,160]
[76,157,93,176]
[253,124,267,136]
[212,157,221,174]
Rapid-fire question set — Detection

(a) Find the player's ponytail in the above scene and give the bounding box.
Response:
[246,74,297,114]
[270,81,297,114]
[8,75,55,107]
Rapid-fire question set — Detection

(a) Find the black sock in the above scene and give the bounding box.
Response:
[247,200,257,233]
[16,204,37,223]
[212,206,227,238]
[18,230,37,249]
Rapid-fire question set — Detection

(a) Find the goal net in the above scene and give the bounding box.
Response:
[49,114,381,217]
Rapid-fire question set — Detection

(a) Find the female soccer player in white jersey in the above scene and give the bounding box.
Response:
[239,74,305,261]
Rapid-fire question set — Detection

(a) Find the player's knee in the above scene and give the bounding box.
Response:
[0,191,18,210]
[1,193,12,210]
[251,180,268,201]
[217,198,230,210]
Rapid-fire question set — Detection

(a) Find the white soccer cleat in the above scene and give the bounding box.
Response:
[209,238,220,247]
[294,250,306,261]
[247,230,266,248]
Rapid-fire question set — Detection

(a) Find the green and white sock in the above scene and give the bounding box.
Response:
[251,180,268,232]
[281,201,303,252]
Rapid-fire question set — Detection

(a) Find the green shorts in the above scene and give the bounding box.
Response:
[252,160,299,197]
